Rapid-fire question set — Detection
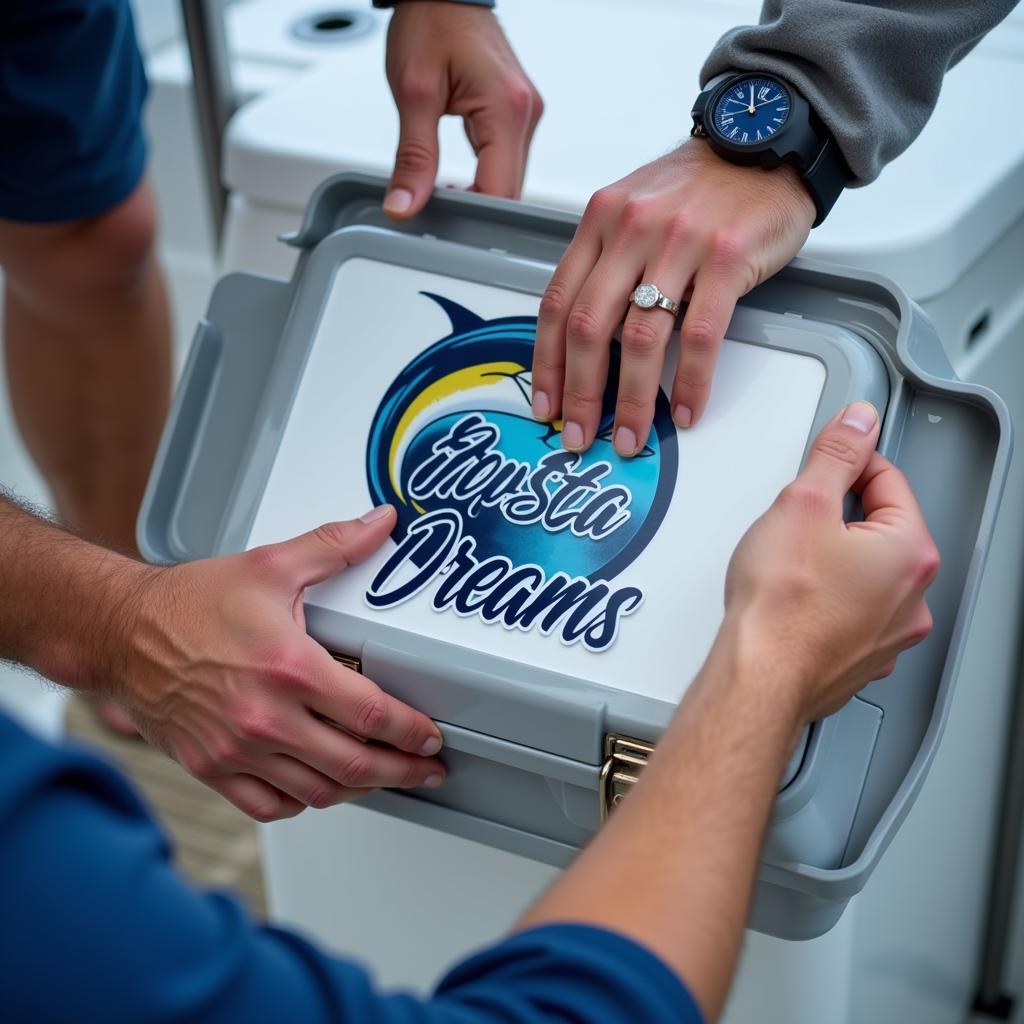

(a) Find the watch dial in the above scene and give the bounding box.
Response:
[712,77,791,146]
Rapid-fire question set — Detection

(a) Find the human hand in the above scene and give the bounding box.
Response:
[382,1,543,217]
[118,506,445,822]
[530,139,815,456]
[721,402,939,726]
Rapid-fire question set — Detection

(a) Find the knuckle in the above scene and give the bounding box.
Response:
[401,759,425,789]
[311,520,352,552]
[249,541,285,577]
[664,211,696,247]
[681,314,719,354]
[502,79,535,119]
[336,754,374,789]
[876,659,898,680]
[566,305,605,350]
[907,606,934,646]
[263,647,312,693]
[674,366,712,393]
[394,136,436,177]
[247,799,289,824]
[235,708,285,746]
[584,186,619,220]
[619,198,655,237]
[209,732,246,768]
[538,283,568,323]
[708,229,748,273]
[813,434,862,469]
[353,692,389,737]
[915,543,941,586]
[532,349,564,375]
[615,391,654,417]
[620,317,662,356]
[779,480,831,518]
[562,383,601,412]
[305,785,340,810]
[531,88,546,122]
[397,715,426,754]
[181,748,216,781]
[394,70,437,106]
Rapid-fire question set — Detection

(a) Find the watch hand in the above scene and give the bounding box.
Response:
[748,85,755,114]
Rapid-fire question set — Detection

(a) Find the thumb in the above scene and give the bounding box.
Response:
[798,401,881,503]
[384,98,443,219]
[260,505,397,590]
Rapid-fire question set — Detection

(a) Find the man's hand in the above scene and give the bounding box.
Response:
[120,506,446,822]
[723,401,939,726]
[520,405,938,1022]
[382,1,543,217]
[530,139,815,455]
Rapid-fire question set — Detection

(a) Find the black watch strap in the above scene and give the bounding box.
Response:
[803,135,850,228]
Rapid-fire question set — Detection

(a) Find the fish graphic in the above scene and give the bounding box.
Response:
[366,293,677,583]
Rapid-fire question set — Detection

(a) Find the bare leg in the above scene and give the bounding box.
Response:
[0,180,172,733]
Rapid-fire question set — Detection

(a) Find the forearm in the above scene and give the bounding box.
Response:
[702,0,1018,186]
[0,493,155,693]
[519,617,803,1021]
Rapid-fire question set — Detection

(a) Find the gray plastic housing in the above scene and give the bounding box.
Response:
[138,173,1010,941]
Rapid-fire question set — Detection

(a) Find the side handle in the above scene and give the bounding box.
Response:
[136,320,225,564]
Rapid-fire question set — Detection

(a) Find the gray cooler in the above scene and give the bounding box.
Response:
[138,174,1009,941]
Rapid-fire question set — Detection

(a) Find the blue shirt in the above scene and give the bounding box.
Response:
[0,712,702,1023]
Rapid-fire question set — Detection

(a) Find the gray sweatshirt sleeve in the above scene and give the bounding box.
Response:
[702,1,1019,186]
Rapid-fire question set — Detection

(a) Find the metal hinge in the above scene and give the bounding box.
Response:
[600,735,655,821]
[329,650,362,673]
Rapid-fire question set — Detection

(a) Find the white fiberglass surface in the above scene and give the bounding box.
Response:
[247,257,825,704]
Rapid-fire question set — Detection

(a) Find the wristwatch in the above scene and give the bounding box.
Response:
[691,72,851,227]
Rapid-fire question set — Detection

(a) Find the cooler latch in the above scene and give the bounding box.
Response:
[329,651,362,673]
[600,735,655,821]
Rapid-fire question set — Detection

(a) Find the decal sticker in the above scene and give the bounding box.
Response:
[365,293,678,652]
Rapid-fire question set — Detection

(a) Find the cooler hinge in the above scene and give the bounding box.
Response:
[600,734,655,821]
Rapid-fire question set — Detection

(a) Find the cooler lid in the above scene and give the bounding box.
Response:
[138,174,1010,938]
[242,228,887,710]
[224,0,1024,301]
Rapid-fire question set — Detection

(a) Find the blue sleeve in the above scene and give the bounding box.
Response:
[0,714,702,1024]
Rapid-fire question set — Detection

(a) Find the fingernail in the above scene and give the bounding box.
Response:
[420,734,442,757]
[613,425,637,457]
[673,404,693,429]
[383,188,413,215]
[840,401,878,434]
[532,390,551,420]
[562,421,584,451]
[423,773,444,789]
[360,504,393,523]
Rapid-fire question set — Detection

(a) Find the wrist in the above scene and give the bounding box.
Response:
[79,556,166,699]
[699,609,812,743]
[685,136,816,223]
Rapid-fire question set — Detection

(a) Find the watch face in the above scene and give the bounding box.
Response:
[711,76,791,146]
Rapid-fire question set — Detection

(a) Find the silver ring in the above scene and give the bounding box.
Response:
[629,282,680,316]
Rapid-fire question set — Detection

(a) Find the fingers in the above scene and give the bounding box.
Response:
[532,228,602,424]
[852,452,940,586]
[854,452,929,532]
[385,87,444,218]
[295,720,445,793]
[559,253,646,452]
[307,649,444,757]
[255,506,397,590]
[209,774,305,824]
[613,257,693,456]
[670,259,748,428]
[466,82,541,199]
[795,402,881,507]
